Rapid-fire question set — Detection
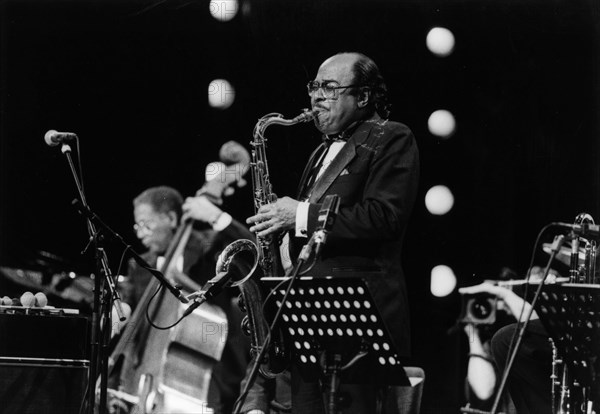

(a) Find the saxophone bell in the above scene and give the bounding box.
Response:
[215,239,260,287]
[183,239,259,309]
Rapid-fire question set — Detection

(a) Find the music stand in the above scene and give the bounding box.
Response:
[532,283,600,409]
[262,276,409,413]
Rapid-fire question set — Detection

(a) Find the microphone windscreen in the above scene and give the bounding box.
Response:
[44,130,58,146]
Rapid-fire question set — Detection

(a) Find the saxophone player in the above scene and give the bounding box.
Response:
[245,52,420,413]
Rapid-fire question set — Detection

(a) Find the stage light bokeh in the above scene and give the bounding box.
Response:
[430,265,457,297]
[208,79,235,109]
[425,185,455,215]
[428,109,456,138]
[209,0,239,22]
[426,27,456,57]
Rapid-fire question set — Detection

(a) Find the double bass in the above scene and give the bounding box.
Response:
[103,142,250,414]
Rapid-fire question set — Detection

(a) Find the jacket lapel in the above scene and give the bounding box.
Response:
[297,142,327,198]
[308,118,376,203]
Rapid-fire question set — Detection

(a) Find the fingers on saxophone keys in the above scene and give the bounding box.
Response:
[256,227,275,238]
[246,214,260,226]
[247,209,270,224]
[249,221,265,234]
[249,219,273,236]
[257,204,273,215]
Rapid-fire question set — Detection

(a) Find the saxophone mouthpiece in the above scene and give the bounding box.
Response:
[293,109,318,123]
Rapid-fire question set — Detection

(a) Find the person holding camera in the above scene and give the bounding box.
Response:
[459,276,552,414]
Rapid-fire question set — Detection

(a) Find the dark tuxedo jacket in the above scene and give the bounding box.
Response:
[294,113,419,357]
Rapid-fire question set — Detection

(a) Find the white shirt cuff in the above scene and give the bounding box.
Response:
[212,212,233,231]
[295,202,310,238]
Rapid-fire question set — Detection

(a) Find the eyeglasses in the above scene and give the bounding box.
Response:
[306,81,363,100]
[133,219,159,233]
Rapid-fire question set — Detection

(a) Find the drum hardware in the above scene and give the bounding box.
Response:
[544,213,599,414]
[567,213,597,284]
[459,234,568,414]
[542,243,587,268]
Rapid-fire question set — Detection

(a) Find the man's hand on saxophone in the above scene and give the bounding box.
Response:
[246,196,299,237]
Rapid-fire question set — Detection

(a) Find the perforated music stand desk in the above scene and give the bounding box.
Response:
[533,283,600,388]
[261,276,409,386]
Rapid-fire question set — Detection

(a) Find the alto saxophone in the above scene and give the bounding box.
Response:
[237,109,318,378]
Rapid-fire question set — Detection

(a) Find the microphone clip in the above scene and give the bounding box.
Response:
[298,194,340,262]
[181,292,208,318]
[298,229,325,262]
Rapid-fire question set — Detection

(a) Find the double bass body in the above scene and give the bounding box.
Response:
[106,229,228,414]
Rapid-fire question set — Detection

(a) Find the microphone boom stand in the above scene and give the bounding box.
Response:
[60,143,187,414]
[59,144,123,414]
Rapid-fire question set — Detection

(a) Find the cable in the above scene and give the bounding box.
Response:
[501,223,553,374]
[114,244,133,287]
[261,277,293,313]
[490,228,565,414]
[144,284,186,330]
[233,256,306,414]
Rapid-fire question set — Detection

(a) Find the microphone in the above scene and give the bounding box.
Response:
[313,194,341,258]
[181,271,233,318]
[44,130,78,147]
[554,222,600,238]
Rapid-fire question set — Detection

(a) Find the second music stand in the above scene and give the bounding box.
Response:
[533,283,600,412]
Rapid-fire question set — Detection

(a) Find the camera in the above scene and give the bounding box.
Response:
[459,293,498,325]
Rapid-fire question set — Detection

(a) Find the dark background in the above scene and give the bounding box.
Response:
[1,0,599,411]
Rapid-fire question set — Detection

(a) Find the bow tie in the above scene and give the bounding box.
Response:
[323,134,348,144]
[322,119,364,144]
